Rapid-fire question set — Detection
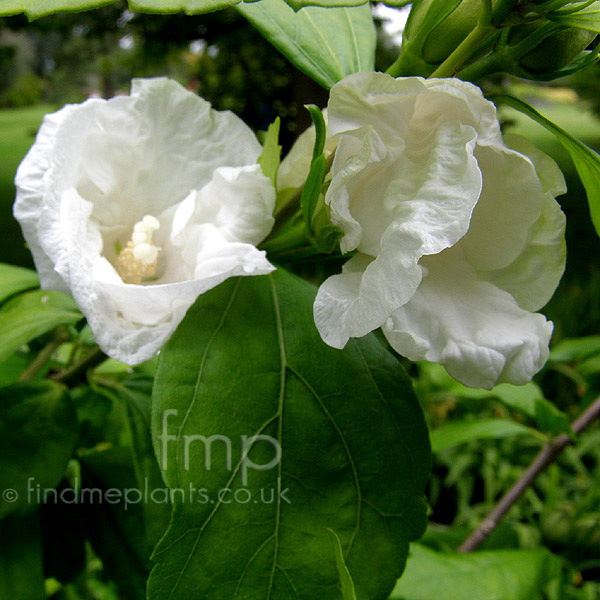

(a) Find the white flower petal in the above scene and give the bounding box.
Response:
[314,253,375,348]
[504,133,567,197]
[478,134,567,311]
[459,144,545,271]
[192,165,275,246]
[423,78,503,147]
[14,105,81,293]
[383,252,553,389]
[317,118,483,345]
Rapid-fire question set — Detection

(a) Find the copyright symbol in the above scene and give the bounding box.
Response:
[2,489,18,503]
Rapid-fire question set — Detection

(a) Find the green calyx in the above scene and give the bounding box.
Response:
[510,24,597,74]
[404,0,499,66]
[423,0,492,64]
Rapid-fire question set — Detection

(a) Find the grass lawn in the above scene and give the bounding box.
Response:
[0,104,56,267]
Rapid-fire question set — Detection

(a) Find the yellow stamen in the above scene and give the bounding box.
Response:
[115,215,161,284]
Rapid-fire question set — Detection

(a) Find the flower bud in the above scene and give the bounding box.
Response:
[510,23,597,74]
[406,0,495,65]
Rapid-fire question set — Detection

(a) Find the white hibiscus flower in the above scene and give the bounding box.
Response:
[313,72,566,389]
[14,78,275,365]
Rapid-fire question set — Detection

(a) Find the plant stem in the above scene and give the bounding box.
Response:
[480,0,493,25]
[458,395,600,553]
[49,346,107,386]
[18,326,70,383]
[386,48,433,78]
[430,23,496,78]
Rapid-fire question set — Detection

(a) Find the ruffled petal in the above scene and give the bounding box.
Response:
[317,118,483,346]
[314,253,375,348]
[191,164,275,246]
[476,134,566,311]
[383,251,553,389]
[13,105,81,293]
[459,144,545,271]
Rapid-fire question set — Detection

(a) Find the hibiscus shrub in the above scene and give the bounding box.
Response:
[1,1,600,600]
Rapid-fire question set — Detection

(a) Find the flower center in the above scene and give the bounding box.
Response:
[115,215,161,284]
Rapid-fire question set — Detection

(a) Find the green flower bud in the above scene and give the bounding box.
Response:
[512,24,597,74]
[408,0,486,65]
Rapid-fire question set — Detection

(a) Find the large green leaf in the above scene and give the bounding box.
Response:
[0,264,39,304]
[0,0,114,18]
[0,0,372,18]
[238,0,376,88]
[0,0,370,18]
[494,94,600,237]
[129,0,240,13]
[390,544,562,600]
[0,290,81,365]
[0,381,78,519]
[148,269,430,600]
[286,0,366,7]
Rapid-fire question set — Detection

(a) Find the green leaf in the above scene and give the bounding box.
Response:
[0,0,241,18]
[418,365,571,436]
[0,0,115,18]
[285,0,367,8]
[2,288,79,313]
[258,117,282,189]
[548,3,600,33]
[578,353,600,375]
[430,418,544,454]
[494,94,600,237]
[130,0,238,12]
[0,381,78,519]
[0,264,39,304]
[306,104,327,159]
[0,291,81,365]
[0,513,45,600]
[301,154,327,226]
[0,354,30,387]
[549,336,600,363]
[238,0,376,89]
[149,269,430,600]
[328,529,357,600]
[0,0,374,17]
[491,383,572,437]
[390,544,562,600]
